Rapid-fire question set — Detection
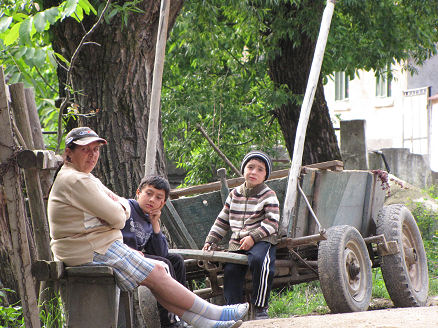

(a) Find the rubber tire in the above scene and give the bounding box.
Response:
[318,225,372,313]
[376,204,429,307]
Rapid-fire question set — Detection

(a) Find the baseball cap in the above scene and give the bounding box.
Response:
[65,127,107,147]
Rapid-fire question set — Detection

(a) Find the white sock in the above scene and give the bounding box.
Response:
[181,310,228,328]
[188,296,223,320]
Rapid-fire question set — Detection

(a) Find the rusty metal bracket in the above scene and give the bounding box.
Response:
[297,182,325,234]
[197,260,223,296]
[363,234,399,256]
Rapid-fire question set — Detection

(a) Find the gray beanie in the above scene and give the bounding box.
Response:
[240,150,272,180]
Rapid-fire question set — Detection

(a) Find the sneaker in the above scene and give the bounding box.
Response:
[254,306,269,320]
[219,303,249,321]
[213,320,243,328]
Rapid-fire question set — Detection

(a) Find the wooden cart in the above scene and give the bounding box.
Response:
[161,161,429,313]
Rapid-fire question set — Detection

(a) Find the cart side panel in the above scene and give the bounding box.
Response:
[366,174,386,236]
[166,190,225,249]
[313,170,371,234]
[162,177,289,250]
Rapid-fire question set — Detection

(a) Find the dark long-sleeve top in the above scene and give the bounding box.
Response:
[121,199,168,257]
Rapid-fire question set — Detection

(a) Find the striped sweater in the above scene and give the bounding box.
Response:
[205,182,280,251]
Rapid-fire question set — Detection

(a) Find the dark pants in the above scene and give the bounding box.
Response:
[143,253,186,326]
[223,242,275,308]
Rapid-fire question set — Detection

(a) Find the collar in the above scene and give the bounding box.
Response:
[129,199,150,222]
[239,182,266,197]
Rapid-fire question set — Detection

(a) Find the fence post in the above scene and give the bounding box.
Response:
[25,88,54,198]
[0,69,41,327]
[9,83,52,262]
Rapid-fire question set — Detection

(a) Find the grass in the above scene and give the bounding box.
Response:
[269,281,328,318]
[0,288,65,328]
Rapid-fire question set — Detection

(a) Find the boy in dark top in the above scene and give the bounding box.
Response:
[122,176,186,328]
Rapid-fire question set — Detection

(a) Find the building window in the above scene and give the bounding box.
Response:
[335,71,349,101]
[376,66,392,97]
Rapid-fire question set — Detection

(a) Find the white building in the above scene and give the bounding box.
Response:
[323,56,438,172]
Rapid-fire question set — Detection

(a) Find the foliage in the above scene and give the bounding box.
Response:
[269,282,328,317]
[411,197,438,277]
[0,288,65,328]
[163,0,438,186]
[371,268,390,299]
[0,0,98,149]
[0,288,24,327]
[162,1,286,186]
[0,0,144,150]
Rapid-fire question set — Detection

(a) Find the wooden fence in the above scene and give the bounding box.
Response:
[0,66,62,328]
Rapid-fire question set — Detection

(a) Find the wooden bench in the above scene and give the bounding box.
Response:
[32,260,133,328]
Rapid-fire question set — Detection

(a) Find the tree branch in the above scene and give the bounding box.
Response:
[56,0,112,153]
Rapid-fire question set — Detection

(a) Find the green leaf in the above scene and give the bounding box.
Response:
[0,16,13,33]
[34,12,46,33]
[33,48,47,67]
[54,52,70,67]
[12,13,28,22]
[23,47,36,66]
[18,17,32,45]
[44,7,60,24]
[107,8,119,20]
[4,22,21,46]
[73,5,84,22]
[63,0,79,19]
[78,0,97,15]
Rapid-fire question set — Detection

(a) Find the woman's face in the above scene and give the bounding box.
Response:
[66,141,102,173]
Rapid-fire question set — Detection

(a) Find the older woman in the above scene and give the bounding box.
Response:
[48,127,248,328]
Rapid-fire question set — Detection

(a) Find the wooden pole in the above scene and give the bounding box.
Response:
[9,83,52,262]
[196,124,242,177]
[25,88,54,198]
[281,0,336,236]
[144,0,170,176]
[0,68,41,327]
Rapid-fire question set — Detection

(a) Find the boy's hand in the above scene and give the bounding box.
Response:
[239,236,255,251]
[147,208,162,233]
[202,243,212,251]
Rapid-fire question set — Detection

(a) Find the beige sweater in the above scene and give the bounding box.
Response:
[47,163,131,266]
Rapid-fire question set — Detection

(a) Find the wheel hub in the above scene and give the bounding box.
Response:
[344,247,362,297]
[402,223,421,290]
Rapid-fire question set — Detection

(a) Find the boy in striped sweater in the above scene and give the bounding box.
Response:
[202,151,280,320]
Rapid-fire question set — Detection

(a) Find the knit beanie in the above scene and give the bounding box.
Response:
[240,150,272,180]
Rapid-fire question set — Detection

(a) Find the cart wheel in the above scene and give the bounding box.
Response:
[318,225,372,313]
[376,204,429,307]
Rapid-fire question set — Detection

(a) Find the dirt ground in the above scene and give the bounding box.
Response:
[241,305,438,328]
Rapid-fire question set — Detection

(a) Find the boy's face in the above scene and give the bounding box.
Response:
[243,158,266,188]
[136,185,166,214]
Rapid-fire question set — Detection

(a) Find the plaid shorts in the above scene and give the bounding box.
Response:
[90,240,155,291]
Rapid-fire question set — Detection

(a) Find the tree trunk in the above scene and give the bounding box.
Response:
[268,3,341,165]
[45,0,184,197]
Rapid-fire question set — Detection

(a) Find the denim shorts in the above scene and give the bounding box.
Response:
[90,240,155,291]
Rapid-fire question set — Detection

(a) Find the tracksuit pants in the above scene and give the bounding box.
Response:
[223,241,276,307]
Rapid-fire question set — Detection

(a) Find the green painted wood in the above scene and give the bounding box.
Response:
[161,200,198,249]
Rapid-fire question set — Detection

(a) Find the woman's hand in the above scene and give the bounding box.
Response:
[239,236,255,251]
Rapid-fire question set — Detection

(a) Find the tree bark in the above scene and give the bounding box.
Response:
[45,0,184,197]
[268,3,341,165]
